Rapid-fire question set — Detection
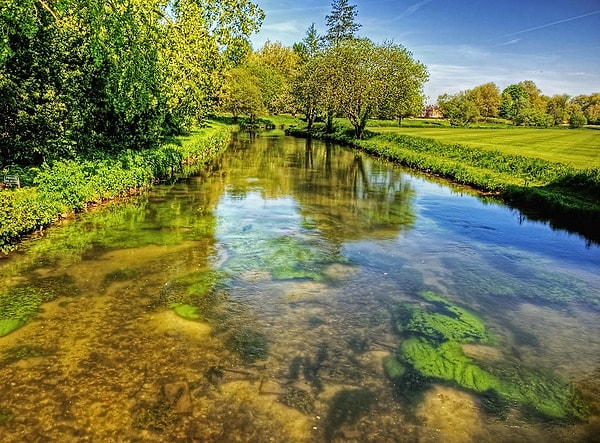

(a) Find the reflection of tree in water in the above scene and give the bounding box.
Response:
[214,133,416,244]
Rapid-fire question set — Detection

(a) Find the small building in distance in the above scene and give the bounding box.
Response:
[421,105,443,118]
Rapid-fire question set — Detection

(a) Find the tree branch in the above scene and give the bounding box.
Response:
[36,0,59,22]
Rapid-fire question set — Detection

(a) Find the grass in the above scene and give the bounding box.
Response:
[367,121,600,169]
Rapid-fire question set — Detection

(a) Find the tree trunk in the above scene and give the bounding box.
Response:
[326,110,334,134]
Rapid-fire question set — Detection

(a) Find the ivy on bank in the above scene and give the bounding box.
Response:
[0,124,230,253]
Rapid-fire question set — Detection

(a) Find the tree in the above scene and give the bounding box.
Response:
[325,38,427,139]
[292,26,326,131]
[572,93,600,125]
[500,84,529,122]
[324,0,361,46]
[546,94,571,125]
[322,0,362,133]
[374,42,428,125]
[253,40,300,114]
[0,0,265,166]
[569,106,587,128]
[219,66,265,122]
[469,82,501,118]
[437,92,479,126]
[293,23,321,62]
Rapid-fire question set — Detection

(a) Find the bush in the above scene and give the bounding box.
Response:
[569,112,588,128]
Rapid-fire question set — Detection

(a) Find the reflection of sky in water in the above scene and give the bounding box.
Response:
[406,176,600,273]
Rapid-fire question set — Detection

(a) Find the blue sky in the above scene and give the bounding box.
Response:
[250,0,600,104]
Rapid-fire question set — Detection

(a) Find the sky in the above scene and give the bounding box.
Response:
[249,0,600,104]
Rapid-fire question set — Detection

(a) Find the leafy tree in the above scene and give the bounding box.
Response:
[322,0,362,133]
[374,42,428,125]
[253,40,300,114]
[499,84,529,122]
[518,80,547,112]
[324,0,361,46]
[219,66,265,122]
[572,93,600,125]
[0,0,264,167]
[325,39,427,139]
[437,92,479,126]
[546,94,571,125]
[293,23,321,62]
[568,104,587,128]
[469,82,501,118]
[584,103,600,125]
[292,26,326,131]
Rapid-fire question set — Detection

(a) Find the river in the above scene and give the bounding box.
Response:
[0,131,599,442]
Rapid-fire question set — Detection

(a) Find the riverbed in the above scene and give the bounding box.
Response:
[0,132,599,442]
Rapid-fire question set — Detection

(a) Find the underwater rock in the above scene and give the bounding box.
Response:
[280,387,315,414]
[163,381,193,415]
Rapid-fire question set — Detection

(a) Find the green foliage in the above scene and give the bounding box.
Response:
[386,291,589,421]
[0,124,230,253]
[0,0,262,167]
[569,110,588,128]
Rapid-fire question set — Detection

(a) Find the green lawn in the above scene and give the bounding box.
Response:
[367,126,600,169]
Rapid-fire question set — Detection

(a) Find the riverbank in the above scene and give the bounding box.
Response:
[287,124,600,243]
[0,121,231,254]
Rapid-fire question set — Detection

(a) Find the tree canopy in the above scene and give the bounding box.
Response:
[0,0,264,167]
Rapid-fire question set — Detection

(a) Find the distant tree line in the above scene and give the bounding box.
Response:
[437,81,599,127]
[0,0,264,167]
[219,0,429,139]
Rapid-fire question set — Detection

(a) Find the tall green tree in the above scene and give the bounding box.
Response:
[437,91,479,126]
[499,84,529,122]
[546,94,571,125]
[292,25,326,131]
[375,42,428,125]
[324,0,361,46]
[219,65,264,122]
[322,0,361,133]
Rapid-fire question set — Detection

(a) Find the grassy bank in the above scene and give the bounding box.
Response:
[368,123,600,169]
[289,122,600,242]
[0,121,231,253]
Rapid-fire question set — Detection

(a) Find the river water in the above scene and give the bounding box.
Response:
[0,132,599,442]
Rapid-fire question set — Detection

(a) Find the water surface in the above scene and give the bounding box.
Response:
[0,132,599,442]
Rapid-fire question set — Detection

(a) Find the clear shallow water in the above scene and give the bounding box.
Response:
[0,132,599,442]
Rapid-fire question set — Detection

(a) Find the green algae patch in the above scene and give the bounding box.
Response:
[395,291,490,344]
[169,303,200,320]
[0,287,55,336]
[383,355,406,379]
[400,338,499,393]
[386,290,589,422]
[0,318,26,337]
